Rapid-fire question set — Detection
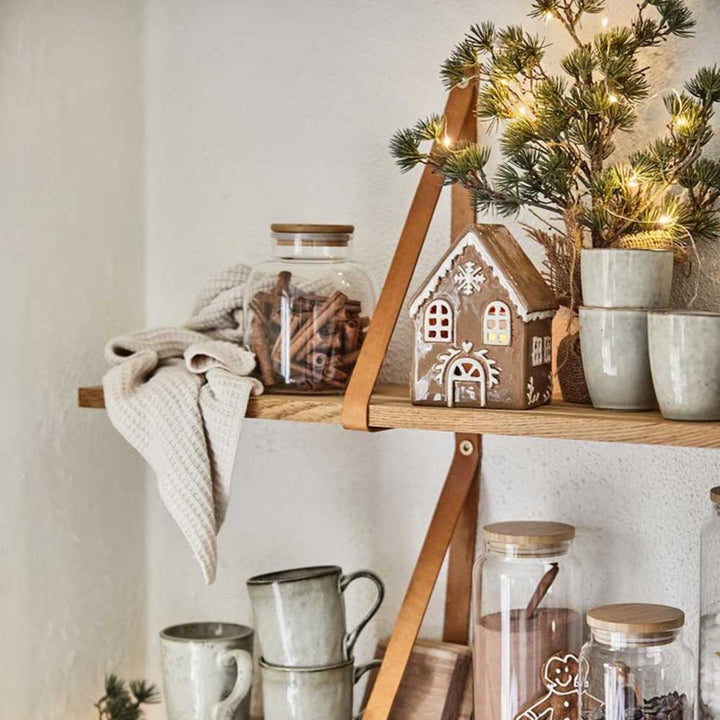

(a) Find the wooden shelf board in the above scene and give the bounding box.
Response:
[78,384,720,448]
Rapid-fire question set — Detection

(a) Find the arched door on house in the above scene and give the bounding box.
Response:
[446,357,486,408]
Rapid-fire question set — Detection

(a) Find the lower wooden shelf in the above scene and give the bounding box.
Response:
[78,384,720,448]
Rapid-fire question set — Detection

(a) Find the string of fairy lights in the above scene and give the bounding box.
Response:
[438,0,700,238]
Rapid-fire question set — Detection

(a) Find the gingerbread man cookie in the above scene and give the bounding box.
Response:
[514,653,602,720]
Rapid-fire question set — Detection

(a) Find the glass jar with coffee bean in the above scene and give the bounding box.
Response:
[701,487,720,720]
[580,604,695,720]
[243,224,376,393]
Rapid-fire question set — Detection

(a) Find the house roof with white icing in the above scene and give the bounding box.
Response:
[408,223,559,322]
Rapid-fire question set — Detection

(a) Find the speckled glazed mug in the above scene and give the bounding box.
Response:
[581,248,673,308]
[160,622,253,720]
[260,657,381,720]
[648,310,720,420]
[247,565,384,666]
[579,306,657,410]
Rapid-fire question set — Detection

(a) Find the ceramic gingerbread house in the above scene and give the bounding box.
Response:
[409,224,559,410]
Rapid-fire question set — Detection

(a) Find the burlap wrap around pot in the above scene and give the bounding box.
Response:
[557,331,591,405]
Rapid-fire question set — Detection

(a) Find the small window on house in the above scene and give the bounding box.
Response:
[543,336,552,364]
[484,301,511,346]
[424,299,453,342]
[532,337,543,366]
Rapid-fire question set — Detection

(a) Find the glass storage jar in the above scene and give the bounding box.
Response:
[701,487,720,720]
[243,224,376,393]
[580,604,695,720]
[473,521,584,720]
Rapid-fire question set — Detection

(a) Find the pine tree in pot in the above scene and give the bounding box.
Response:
[391,0,720,403]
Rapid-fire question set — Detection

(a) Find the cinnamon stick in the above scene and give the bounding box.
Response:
[344,320,359,352]
[289,291,347,360]
[311,352,328,370]
[250,299,274,334]
[524,563,559,620]
[251,318,276,386]
[322,376,347,389]
[324,365,349,382]
[272,314,300,360]
[327,349,361,368]
[272,270,291,296]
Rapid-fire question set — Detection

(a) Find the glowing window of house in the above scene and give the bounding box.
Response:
[532,336,543,366]
[424,299,453,342]
[543,336,552,364]
[484,302,511,345]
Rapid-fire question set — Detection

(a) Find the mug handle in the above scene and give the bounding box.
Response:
[353,660,382,720]
[212,649,253,720]
[340,570,385,660]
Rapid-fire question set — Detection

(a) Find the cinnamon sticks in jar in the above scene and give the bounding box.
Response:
[248,272,369,392]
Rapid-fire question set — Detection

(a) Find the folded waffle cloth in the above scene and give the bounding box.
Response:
[103,264,263,583]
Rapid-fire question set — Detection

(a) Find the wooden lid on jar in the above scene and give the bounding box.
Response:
[587,604,685,635]
[483,521,575,548]
[271,224,354,235]
[711,486,720,506]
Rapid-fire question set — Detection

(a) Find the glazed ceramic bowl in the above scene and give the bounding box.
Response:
[579,306,657,411]
[581,248,673,308]
[648,310,720,421]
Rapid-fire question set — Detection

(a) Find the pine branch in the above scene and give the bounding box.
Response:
[392,0,718,282]
[95,675,159,720]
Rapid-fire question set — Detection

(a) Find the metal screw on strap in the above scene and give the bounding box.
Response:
[458,439,474,456]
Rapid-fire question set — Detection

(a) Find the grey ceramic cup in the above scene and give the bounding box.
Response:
[247,565,384,667]
[260,657,381,720]
[579,306,657,410]
[581,248,673,308]
[648,310,720,420]
[160,622,253,720]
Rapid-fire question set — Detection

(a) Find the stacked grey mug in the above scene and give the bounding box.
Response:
[579,248,674,410]
[247,565,385,720]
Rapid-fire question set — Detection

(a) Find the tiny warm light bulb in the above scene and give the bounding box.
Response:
[608,94,618,104]
[518,105,528,116]
[500,78,510,86]
[442,134,453,148]
[627,175,640,190]
[675,116,689,127]
[658,214,674,226]
[544,10,554,23]
[602,16,609,28]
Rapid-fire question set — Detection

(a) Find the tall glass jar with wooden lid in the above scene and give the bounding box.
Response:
[243,224,376,393]
[472,521,583,720]
[701,487,720,720]
[580,604,694,720]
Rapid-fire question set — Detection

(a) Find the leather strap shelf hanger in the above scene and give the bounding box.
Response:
[340,83,482,720]
[341,83,477,433]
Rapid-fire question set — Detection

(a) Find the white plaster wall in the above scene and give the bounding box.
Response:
[0,2,147,718]
[141,0,720,714]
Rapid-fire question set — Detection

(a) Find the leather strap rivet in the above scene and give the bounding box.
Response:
[458,440,474,456]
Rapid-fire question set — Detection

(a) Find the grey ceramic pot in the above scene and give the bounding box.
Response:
[247,565,384,667]
[260,657,381,720]
[648,310,720,420]
[581,248,673,308]
[160,622,253,720]
[579,306,657,411]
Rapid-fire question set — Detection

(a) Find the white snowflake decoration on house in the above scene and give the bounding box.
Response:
[453,261,485,296]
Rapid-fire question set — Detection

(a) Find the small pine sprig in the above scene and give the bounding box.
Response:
[95,674,160,720]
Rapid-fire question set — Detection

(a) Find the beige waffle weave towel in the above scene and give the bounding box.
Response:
[102,265,262,583]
